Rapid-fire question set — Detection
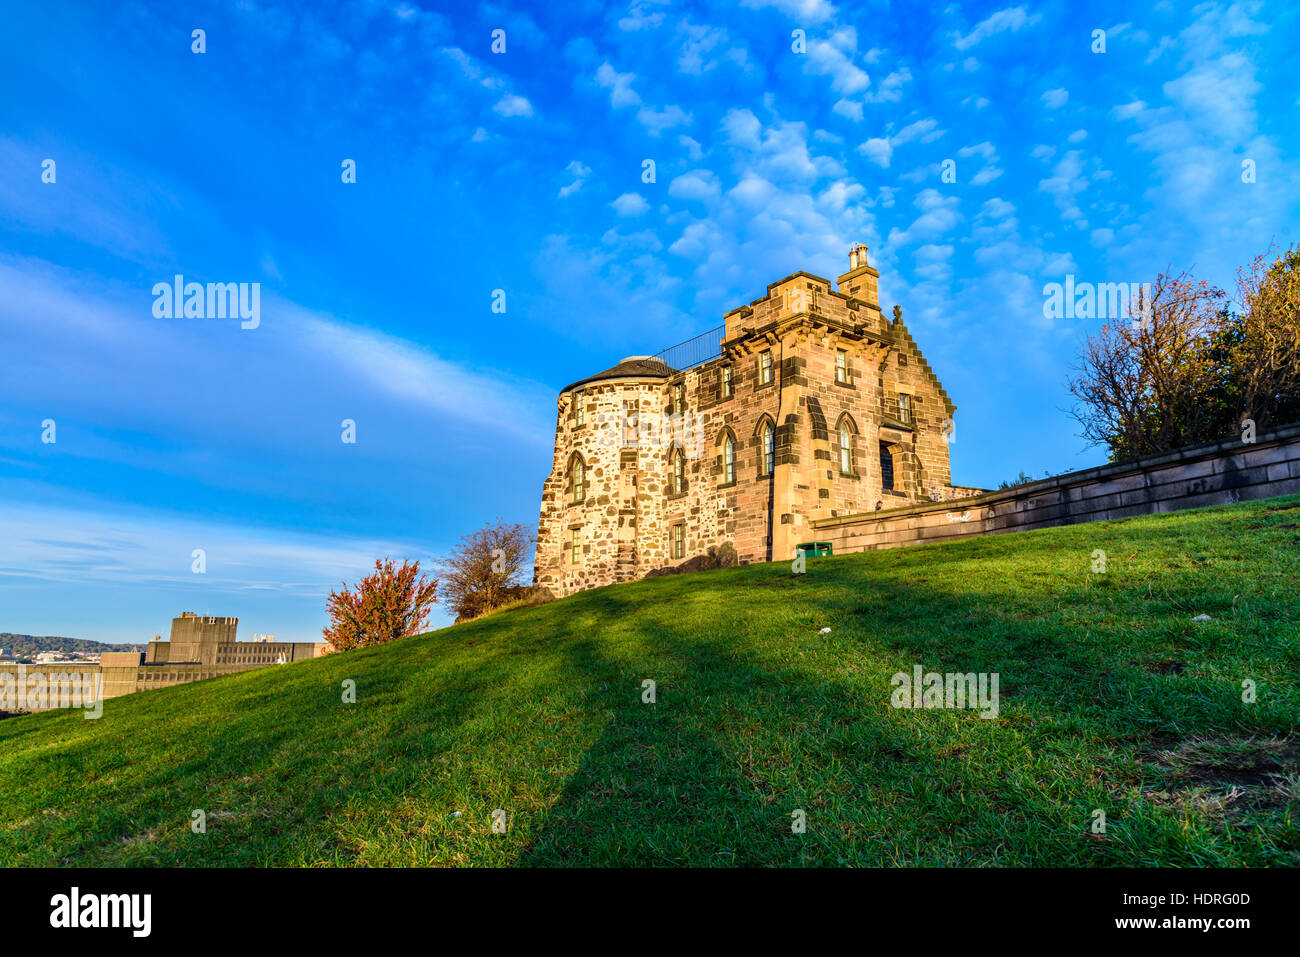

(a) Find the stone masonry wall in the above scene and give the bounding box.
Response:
[811,423,1300,554]
[534,257,974,598]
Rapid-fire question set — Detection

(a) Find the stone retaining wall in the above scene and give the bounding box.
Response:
[811,424,1300,553]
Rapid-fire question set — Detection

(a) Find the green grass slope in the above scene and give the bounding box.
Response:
[2,497,1298,867]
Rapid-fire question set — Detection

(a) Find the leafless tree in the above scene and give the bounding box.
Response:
[436,521,535,622]
[1068,269,1226,460]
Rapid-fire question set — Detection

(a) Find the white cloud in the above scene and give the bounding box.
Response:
[888,189,962,247]
[722,108,762,148]
[669,169,722,203]
[618,0,669,32]
[806,26,871,95]
[0,256,554,446]
[637,103,692,135]
[958,141,1003,186]
[953,6,1037,50]
[1041,88,1069,109]
[601,227,663,251]
[0,502,406,593]
[596,61,690,135]
[833,98,864,122]
[859,137,892,167]
[818,179,865,214]
[493,93,533,117]
[979,197,1016,221]
[678,22,737,75]
[1038,150,1088,224]
[739,0,837,23]
[679,134,705,160]
[1112,100,1147,120]
[1163,50,1259,141]
[595,62,641,108]
[558,160,591,198]
[865,67,913,103]
[611,192,650,216]
[729,175,777,209]
[894,118,943,145]
[857,117,942,168]
[958,141,997,161]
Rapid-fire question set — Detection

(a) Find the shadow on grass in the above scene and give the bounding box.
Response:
[2,503,1296,866]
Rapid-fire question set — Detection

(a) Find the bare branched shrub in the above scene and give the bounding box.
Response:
[1068,269,1225,460]
[436,521,536,622]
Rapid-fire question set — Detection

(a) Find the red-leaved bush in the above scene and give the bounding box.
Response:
[322,558,438,652]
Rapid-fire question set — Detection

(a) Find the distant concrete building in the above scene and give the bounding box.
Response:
[0,613,327,714]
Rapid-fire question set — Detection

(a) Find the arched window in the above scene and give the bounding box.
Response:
[722,432,736,484]
[760,419,775,476]
[569,456,585,503]
[837,413,857,476]
[670,446,685,495]
[879,442,894,491]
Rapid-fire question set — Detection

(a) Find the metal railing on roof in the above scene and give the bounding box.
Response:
[651,325,725,375]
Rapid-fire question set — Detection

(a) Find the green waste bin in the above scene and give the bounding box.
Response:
[796,541,833,558]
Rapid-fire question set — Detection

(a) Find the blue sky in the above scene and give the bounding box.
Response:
[1,0,1296,642]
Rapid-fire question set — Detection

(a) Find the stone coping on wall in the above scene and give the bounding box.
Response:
[811,422,1300,537]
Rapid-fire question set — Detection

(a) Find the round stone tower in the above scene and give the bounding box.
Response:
[533,356,672,596]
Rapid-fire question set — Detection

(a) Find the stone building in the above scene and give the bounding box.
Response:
[534,246,983,597]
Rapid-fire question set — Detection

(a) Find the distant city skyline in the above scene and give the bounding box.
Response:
[2,0,1297,642]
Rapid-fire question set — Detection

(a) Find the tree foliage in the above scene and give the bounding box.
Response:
[436,521,535,622]
[322,558,438,652]
[1068,247,1300,461]
[1234,245,1300,428]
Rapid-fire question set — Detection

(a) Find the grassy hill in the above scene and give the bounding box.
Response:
[2,497,1298,867]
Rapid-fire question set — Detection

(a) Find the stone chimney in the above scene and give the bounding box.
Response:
[836,243,880,306]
